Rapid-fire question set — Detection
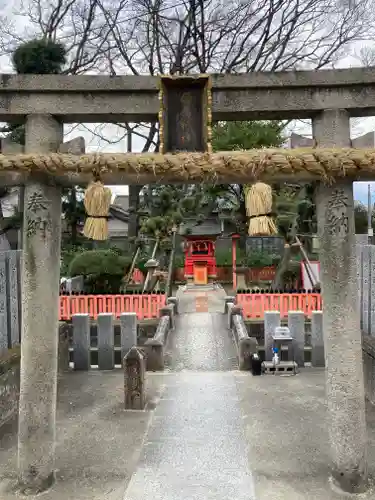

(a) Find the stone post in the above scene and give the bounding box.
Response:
[72,314,90,370]
[17,114,63,493]
[232,235,238,290]
[226,302,234,329]
[97,313,114,370]
[145,314,169,371]
[58,323,70,374]
[120,312,137,362]
[159,305,175,330]
[313,109,368,493]
[287,311,305,367]
[229,304,242,329]
[311,311,325,367]
[264,311,280,361]
[356,244,363,329]
[235,267,247,289]
[167,296,178,314]
[143,258,159,292]
[232,314,258,370]
[0,312,6,351]
[224,296,236,314]
[0,254,8,349]
[362,245,370,335]
[369,246,375,337]
[362,337,375,404]
[145,339,164,371]
[0,251,20,348]
[7,250,21,346]
[123,346,145,410]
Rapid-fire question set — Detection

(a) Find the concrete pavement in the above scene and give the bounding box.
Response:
[237,368,375,499]
[0,371,162,500]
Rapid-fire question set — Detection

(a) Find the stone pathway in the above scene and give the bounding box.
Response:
[122,286,256,500]
[166,312,238,371]
[195,294,208,312]
[122,373,256,500]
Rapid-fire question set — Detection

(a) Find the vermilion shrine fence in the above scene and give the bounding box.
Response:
[57,292,322,321]
[59,293,165,321]
[236,292,322,319]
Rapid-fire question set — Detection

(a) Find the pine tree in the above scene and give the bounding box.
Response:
[3,39,67,143]
[12,38,67,74]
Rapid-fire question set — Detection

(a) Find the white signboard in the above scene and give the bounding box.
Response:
[274,326,290,336]
[273,326,292,341]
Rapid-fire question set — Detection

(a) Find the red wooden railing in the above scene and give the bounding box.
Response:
[236,293,322,319]
[59,294,166,321]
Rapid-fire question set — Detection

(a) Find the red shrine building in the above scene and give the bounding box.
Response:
[184,237,218,285]
[181,219,222,285]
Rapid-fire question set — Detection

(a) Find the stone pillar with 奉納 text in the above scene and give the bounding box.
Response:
[313,109,368,493]
[17,114,63,494]
[124,346,145,410]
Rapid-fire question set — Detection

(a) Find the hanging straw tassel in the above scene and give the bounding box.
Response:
[245,182,278,236]
[83,180,112,240]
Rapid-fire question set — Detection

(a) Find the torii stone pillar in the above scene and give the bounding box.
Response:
[313,109,368,493]
[17,114,63,493]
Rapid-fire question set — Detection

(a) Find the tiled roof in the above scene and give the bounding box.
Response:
[109,205,129,221]
[112,195,129,211]
[179,218,222,236]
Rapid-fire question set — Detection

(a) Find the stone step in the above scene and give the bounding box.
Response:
[262,361,298,375]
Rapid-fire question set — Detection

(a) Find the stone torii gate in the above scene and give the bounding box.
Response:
[0,69,373,494]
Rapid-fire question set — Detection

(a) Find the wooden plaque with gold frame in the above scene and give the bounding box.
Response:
[158,74,212,154]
